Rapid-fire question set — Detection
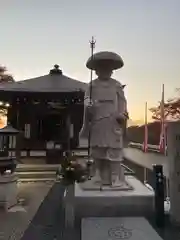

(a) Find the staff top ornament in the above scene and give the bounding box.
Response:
[86,51,124,71]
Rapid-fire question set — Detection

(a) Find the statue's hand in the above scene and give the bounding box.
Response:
[116,117,124,125]
[124,111,129,119]
[87,101,94,110]
[85,96,93,107]
[116,112,128,125]
[86,101,95,122]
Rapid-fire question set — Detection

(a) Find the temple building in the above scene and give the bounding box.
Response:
[0,65,87,159]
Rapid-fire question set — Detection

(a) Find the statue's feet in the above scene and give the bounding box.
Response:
[92,174,101,183]
[111,177,124,188]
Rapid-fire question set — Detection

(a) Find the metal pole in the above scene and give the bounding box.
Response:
[161,84,170,204]
[144,167,147,184]
[153,164,165,227]
[165,177,170,203]
[87,36,96,158]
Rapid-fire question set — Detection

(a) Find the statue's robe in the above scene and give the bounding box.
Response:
[80,78,128,162]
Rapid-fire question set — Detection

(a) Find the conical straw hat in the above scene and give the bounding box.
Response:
[86,51,124,70]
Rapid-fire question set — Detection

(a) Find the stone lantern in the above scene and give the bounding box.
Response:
[0,123,19,174]
[0,124,19,210]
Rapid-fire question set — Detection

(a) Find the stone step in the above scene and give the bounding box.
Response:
[16,164,60,172]
[17,178,56,183]
[16,171,56,179]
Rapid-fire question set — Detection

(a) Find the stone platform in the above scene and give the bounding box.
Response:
[74,176,154,220]
[82,217,162,240]
[0,173,18,210]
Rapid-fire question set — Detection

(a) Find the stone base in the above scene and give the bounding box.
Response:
[79,176,133,191]
[75,176,154,220]
[0,173,18,210]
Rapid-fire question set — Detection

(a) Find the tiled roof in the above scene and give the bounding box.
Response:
[0,65,87,93]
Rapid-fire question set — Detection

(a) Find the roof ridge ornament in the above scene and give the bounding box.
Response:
[49,64,62,75]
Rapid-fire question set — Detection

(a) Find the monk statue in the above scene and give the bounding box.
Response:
[80,51,128,188]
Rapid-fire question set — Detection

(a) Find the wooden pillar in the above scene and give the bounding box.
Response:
[66,109,71,157]
[16,132,22,162]
[7,107,12,125]
[7,105,18,128]
[71,104,84,148]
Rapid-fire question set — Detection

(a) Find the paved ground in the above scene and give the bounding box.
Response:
[0,147,179,240]
[0,182,53,240]
[21,183,180,240]
[123,148,169,196]
[124,148,168,177]
[1,180,180,240]
[20,183,66,240]
[148,215,180,240]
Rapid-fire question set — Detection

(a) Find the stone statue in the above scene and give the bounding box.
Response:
[80,51,128,188]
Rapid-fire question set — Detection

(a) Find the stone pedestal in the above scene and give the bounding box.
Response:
[0,173,18,210]
[80,174,132,191]
[167,121,180,225]
[74,176,154,221]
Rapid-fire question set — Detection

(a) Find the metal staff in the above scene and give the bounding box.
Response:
[87,37,96,162]
[87,37,96,180]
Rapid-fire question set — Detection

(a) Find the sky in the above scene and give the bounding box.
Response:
[1,0,180,122]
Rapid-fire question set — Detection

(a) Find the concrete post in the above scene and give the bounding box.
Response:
[167,121,180,225]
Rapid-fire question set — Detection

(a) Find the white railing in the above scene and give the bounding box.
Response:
[128,142,161,153]
[79,139,161,153]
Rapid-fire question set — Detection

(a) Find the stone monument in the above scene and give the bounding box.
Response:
[167,121,180,225]
[64,51,155,230]
[80,51,129,189]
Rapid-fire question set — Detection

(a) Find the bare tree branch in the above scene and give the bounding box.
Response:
[0,65,14,83]
[149,90,180,120]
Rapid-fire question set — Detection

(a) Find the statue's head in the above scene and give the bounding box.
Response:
[95,67,113,80]
[86,51,124,76]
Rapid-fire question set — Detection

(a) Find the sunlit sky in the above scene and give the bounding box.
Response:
[1,0,180,122]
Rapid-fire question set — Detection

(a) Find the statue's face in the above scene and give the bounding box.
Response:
[95,68,112,80]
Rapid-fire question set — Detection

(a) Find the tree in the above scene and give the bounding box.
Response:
[127,125,142,143]
[149,102,170,120]
[0,66,14,121]
[127,122,161,145]
[0,66,14,83]
[149,89,180,120]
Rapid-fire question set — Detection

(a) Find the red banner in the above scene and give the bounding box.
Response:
[142,102,148,153]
